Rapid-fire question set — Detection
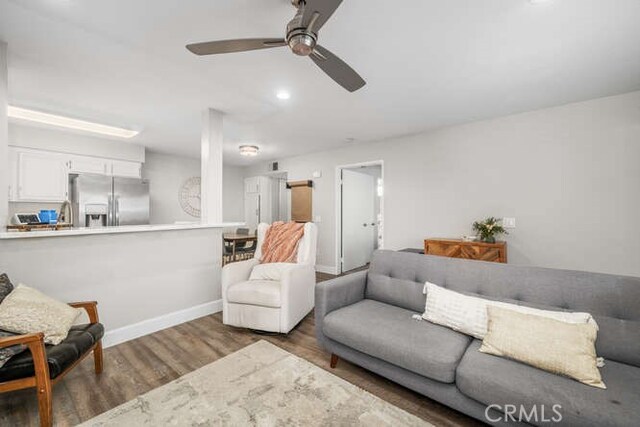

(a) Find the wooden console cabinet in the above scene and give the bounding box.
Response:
[424,238,507,263]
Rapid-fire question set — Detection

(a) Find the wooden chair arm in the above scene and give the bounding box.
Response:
[0,332,45,349]
[68,301,100,324]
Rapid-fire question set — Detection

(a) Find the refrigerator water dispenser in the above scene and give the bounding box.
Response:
[85,204,108,228]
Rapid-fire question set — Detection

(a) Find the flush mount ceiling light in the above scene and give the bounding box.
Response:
[276,90,291,100]
[239,145,260,157]
[7,106,139,139]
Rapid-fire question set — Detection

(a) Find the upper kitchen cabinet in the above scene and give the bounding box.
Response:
[68,155,109,175]
[12,148,69,202]
[111,159,142,178]
[8,146,144,202]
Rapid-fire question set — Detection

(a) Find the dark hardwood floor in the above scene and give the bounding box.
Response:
[0,273,480,427]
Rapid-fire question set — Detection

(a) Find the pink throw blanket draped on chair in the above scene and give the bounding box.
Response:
[261,221,306,264]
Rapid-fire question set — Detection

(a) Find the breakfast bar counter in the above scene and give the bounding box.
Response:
[0,222,244,240]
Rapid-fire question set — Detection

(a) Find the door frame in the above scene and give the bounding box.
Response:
[335,160,384,274]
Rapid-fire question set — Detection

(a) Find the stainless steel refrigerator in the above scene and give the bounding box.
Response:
[71,175,150,228]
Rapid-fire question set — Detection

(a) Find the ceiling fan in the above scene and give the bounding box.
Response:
[186,0,366,92]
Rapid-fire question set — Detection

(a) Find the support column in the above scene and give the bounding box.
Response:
[0,41,8,230]
[200,108,223,224]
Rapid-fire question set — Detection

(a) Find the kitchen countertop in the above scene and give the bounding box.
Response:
[0,222,244,240]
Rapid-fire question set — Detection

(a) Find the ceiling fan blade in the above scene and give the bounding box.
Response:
[186,38,286,56]
[310,45,366,92]
[302,0,343,33]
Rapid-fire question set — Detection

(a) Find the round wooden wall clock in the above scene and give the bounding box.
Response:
[179,177,201,218]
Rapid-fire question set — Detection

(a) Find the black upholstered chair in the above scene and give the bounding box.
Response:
[0,301,104,427]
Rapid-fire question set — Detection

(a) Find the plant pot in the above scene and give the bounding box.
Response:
[481,236,496,244]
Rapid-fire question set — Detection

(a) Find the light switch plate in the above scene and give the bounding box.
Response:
[312,171,322,178]
[503,217,516,229]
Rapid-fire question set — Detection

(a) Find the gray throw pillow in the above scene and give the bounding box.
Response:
[0,274,13,304]
[0,330,27,368]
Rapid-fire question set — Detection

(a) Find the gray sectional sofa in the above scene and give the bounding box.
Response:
[315,250,640,426]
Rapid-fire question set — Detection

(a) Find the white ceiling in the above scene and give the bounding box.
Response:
[1,0,639,165]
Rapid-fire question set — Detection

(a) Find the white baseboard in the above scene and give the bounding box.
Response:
[316,265,339,275]
[103,299,223,348]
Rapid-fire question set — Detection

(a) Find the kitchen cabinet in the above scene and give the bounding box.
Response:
[68,155,109,175]
[13,149,69,202]
[8,147,144,202]
[111,159,142,178]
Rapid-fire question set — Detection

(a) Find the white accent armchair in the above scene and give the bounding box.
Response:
[221,222,318,333]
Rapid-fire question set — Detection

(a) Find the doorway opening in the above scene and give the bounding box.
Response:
[243,172,289,233]
[336,161,383,274]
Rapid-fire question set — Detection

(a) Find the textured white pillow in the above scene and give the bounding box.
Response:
[422,282,597,339]
[480,306,605,389]
[0,284,81,345]
[249,263,296,281]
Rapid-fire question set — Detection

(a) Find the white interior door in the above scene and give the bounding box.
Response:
[341,169,376,272]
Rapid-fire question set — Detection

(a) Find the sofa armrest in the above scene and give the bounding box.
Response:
[315,270,367,348]
[68,301,99,324]
[315,270,367,319]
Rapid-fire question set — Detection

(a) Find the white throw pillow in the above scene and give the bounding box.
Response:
[422,282,597,339]
[0,284,81,345]
[480,306,605,389]
[249,263,296,282]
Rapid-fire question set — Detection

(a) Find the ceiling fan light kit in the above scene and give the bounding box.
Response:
[186,0,365,92]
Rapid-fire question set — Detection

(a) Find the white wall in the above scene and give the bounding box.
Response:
[222,163,245,223]
[143,150,244,225]
[0,42,8,229]
[143,151,199,224]
[0,228,223,345]
[245,91,640,277]
[9,123,145,162]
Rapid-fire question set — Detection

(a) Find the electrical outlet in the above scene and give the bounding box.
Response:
[314,216,322,223]
[503,217,516,229]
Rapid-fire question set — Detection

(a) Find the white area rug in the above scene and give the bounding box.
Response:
[80,340,431,426]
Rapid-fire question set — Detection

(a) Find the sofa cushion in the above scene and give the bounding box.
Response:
[0,323,104,382]
[323,299,471,383]
[226,280,281,308]
[456,340,640,426]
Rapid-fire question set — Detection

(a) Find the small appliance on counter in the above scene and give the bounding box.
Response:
[8,211,71,232]
[12,210,58,225]
[12,213,43,225]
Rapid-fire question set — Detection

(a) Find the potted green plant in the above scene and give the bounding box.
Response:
[472,217,508,243]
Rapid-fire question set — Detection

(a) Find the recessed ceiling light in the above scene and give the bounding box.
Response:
[276,90,291,100]
[239,145,260,157]
[7,106,139,139]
